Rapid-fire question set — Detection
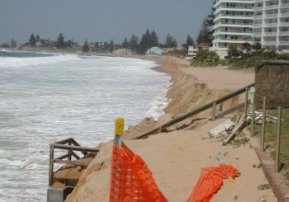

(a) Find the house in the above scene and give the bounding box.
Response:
[187,46,198,58]
[145,47,164,55]
[196,43,211,50]
[113,48,131,55]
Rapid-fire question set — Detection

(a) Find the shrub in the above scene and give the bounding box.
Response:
[191,50,220,66]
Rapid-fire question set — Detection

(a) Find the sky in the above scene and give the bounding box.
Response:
[0,0,213,45]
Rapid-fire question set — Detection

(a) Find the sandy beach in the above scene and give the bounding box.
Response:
[65,56,276,202]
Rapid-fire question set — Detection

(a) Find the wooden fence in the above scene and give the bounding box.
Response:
[136,82,255,139]
[259,97,288,173]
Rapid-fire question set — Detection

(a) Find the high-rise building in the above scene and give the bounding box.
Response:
[212,0,254,58]
[212,0,289,58]
[253,0,289,51]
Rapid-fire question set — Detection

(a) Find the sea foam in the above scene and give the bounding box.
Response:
[0,52,170,201]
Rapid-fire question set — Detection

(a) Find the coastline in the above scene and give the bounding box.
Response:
[65,56,276,202]
[3,50,275,201]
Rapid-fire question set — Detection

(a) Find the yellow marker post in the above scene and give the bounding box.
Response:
[114,117,125,147]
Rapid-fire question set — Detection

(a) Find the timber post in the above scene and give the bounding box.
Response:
[244,87,249,122]
[212,102,217,121]
[219,102,224,113]
[49,144,54,186]
[261,97,266,151]
[275,107,282,172]
[251,87,256,137]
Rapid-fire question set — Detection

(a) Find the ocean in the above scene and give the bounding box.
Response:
[0,50,170,201]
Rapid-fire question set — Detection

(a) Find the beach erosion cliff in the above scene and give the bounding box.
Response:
[64,56,275,202]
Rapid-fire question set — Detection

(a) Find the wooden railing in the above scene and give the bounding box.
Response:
[49,138,99,186]
[136,82,255,139]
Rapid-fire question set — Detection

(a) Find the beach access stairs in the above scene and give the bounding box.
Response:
[47,138,99,202]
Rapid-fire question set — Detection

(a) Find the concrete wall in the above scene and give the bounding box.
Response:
[255,61,289,109]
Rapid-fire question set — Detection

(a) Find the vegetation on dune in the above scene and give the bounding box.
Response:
[225,43,289,69]
[191,50,220,66]
[191,42,289,68]
[254,108,289,183]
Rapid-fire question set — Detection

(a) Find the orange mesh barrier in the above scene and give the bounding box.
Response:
[110,142,168,202]
[187,164,239,202]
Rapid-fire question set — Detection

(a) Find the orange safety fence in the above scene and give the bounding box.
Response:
[109,142,168,202]
[186,164,239,202]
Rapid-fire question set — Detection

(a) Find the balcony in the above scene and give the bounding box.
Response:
[253,23,263,28]
[280,22,289,27]
[253,15,263,19]
[265,13,278,18]
[215,22,253,27]
[264,32,277,36]
[265,5,279,10]
[281,3,289,8]
[280,12,289,17]
[215,0,255,8]
[264,22,278,27]
[254,6,264,11]
[213,38,252,44]
[215,13,253,19]
[263,41,277,46]
[279,41,289,45]
[215,7,254,13]
[279,31,289,36]
[252,32,262,36]
[214,31,252,36]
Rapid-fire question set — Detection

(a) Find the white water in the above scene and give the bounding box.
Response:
[0,52,170,201]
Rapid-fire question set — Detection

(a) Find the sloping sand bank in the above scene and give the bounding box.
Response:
[65,56,276,202]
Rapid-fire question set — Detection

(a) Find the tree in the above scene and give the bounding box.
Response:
[138,29,160,54]
[206,7,215,27]
[183,35,194,50]
[56,33,65,48]
[10,39,17,48]
[29,34,36,46]
[252,43,261,51]
[151,30,159,47]
[197,19,212,45]
[139,29,151,54]
[165,34,177,48]
[36,35,40,41]
[122,38,129,49]
[241,42,252,53]
[129,34,139,53]
[82,39,89,52]
[109,40,114,53]
[197,6,215,46]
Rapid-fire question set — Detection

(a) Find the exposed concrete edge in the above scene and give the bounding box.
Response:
[255,147,289,202]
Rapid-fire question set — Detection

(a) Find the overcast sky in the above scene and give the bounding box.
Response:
[0,0,213,45]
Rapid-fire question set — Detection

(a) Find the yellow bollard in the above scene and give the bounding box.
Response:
[115,117,125,136]
[114,117,125,147]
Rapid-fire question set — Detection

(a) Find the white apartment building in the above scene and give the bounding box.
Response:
[212,0,254,58]
[212,0,289,58]
[253,0,289,51]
